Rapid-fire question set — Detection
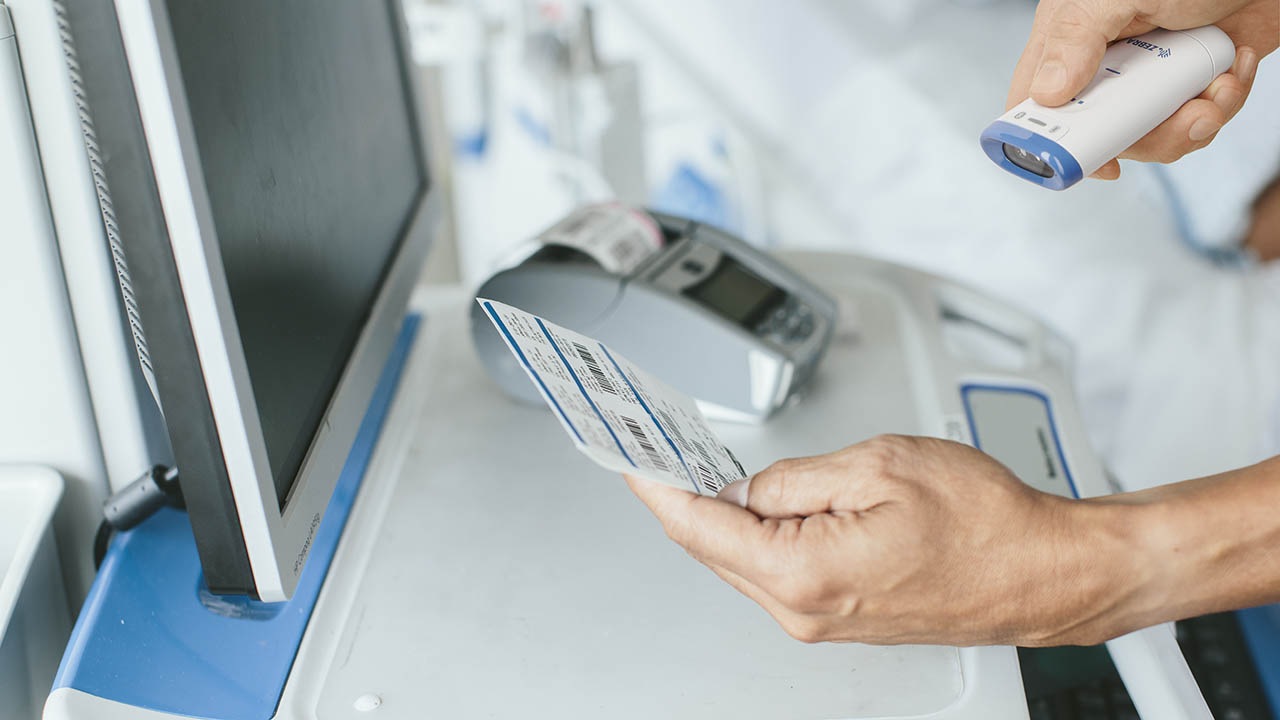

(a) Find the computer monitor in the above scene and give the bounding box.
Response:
[92,0,435,601]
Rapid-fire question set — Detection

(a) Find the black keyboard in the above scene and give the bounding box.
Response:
[1019,612,1273,719]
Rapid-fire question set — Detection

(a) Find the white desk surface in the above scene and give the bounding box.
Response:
[282,253,1029,719]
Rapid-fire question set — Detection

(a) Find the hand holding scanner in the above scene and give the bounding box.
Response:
[981,26,1236,190]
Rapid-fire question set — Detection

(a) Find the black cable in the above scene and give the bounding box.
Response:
[92,518,114,570]
[94,465,183,568]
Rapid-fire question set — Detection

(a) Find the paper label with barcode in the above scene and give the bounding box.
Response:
[536,203,663,275]
[478,298,747,494]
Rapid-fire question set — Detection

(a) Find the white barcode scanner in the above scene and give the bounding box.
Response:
[981,25,1235,190]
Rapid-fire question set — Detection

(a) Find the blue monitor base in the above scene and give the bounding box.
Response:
[51,314,421,720]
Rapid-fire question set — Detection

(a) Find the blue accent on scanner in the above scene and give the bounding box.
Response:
[980,120,1084,191]
[52,314,421,720]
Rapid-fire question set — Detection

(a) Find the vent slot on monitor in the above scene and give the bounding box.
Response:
[53,0,162,412]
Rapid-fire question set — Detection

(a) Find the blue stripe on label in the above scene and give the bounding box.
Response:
[485,302,584,445]
[598,344,700,493]
[534,318,635,467]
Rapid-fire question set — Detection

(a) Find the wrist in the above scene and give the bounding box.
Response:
[1017,496,1164,646]
[1026,464,1280,646]
[1124,462,1280,621]
[1089,494,1188,640]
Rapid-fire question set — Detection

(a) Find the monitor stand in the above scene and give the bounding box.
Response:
[46,315,422,720]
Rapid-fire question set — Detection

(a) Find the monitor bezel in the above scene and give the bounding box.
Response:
[112,0,437,601]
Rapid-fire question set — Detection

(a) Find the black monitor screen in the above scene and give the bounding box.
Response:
[165,0,425,506]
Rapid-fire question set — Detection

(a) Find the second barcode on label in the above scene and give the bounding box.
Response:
[694,463,724,493]
[619,415,669,472]
[573,342,617,396]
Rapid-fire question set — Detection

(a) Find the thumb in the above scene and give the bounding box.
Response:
[624,473,773,578]
[720,453,874,519]
[1031,1,1133,107]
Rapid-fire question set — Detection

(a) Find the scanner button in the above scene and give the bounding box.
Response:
[1039,121,1069,141]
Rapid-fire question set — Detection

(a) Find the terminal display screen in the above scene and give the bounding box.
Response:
[684,257,784,327]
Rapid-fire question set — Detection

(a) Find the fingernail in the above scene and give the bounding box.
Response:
[1189,117,1220,142]
[716,478,751,508]
[1238,49,1258,86]
[1030,61,1067,97]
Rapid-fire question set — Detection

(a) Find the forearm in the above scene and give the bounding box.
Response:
[1131,455,1280,620]
[1061,455,1280,644]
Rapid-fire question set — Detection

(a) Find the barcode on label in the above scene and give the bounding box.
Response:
[695,463,724,493]
[573,342,617,395]
[726,448,746,477]
[611,240,637,265]
[691,438,716,469]
[619,415,669,472]
[657,409,691,454]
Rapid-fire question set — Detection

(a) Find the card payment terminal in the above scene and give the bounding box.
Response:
[471,205,838,422]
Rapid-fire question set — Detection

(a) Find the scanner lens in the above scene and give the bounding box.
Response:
[1002,143,1054,179]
